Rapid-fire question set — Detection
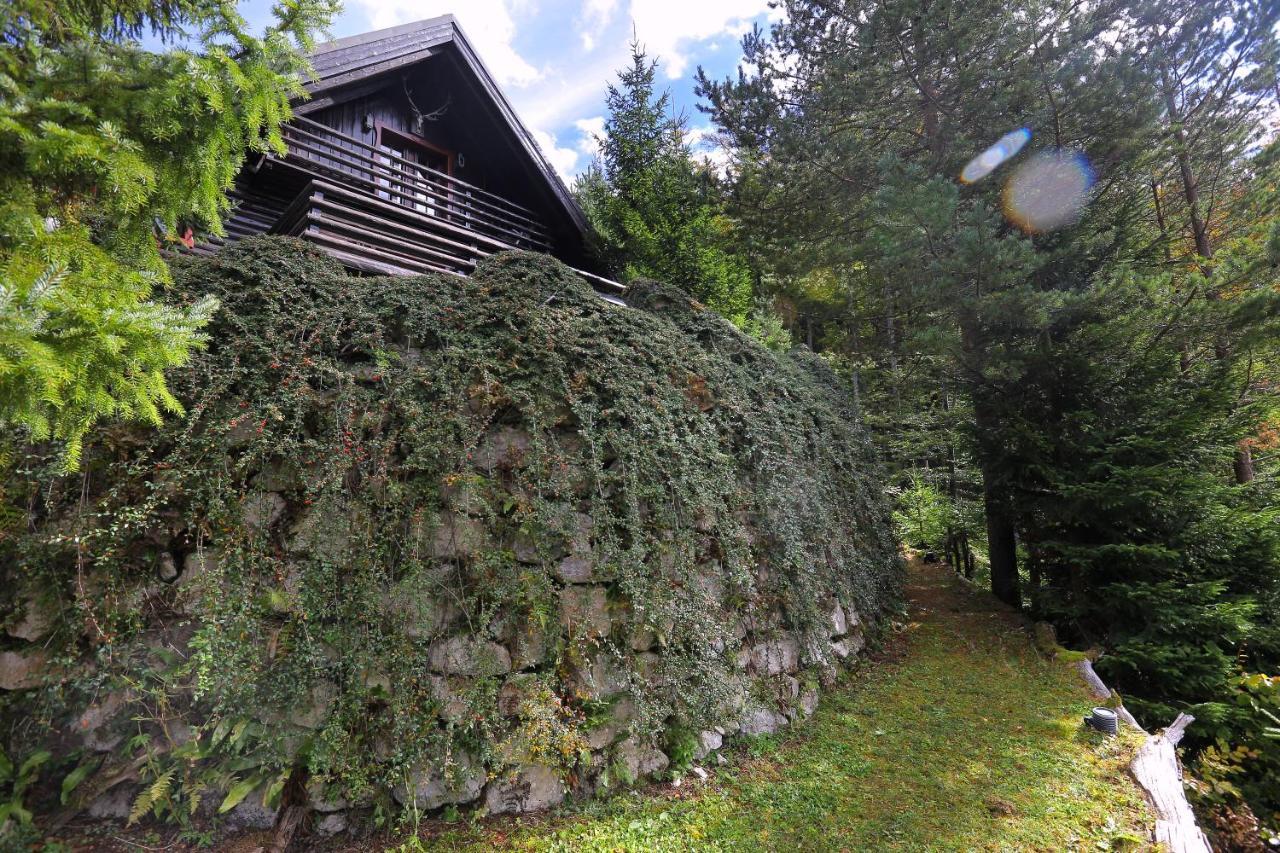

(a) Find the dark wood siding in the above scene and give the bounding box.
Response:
[198,35,592,271]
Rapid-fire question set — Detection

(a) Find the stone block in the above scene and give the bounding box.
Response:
[614,737,669,780]
[568,653,629,702]
[86,785,135,820]
[472,426,533,470]
[307,780,348,813]
[7,594,55,641]
[179,549,218,587]
[556,554,594,583]
[429,637,512,677]
[386,588,459,639]
[484,765,565,814]
[748,638,800,675]
[0,649,49,690]
[156,552,179,583]
[635,652,666,686]
[629,623,657,651]
[394,751,486,810]
[288,509,351,558]
[242,491,287,532]
[76,691,129,751]
[430,515,488,560]
[692,729,722,760]
[739,706,788,736]
[430,676,470,722]
[830,602,848,637]
[254,459,304,492]
[291,680,337,729]
[798,688,820,717]
[225,791,276,831]
[559,585,610,638]
[831,629,865,661]
[510,621,553,671]
[315,812,348,837]
[586,696,635,750]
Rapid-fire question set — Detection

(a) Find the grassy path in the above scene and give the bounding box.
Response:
[397,559,1154,852]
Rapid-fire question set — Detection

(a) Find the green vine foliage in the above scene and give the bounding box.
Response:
[1,238,899,824]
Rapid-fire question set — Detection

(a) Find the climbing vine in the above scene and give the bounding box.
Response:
[1,238,899,828]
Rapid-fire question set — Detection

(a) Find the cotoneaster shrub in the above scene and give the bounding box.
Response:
[1,238,900,829]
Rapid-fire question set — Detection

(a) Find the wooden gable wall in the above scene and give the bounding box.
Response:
[302,50,586,265]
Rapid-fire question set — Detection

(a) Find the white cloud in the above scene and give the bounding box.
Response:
[516,53,621,131]
[351,0,541,87]
[687,124,731,174]
[579,0,618,51]
[341,0,783,188]
[532,127,581,182]
[574,115,606,161]
[628,0,782,79]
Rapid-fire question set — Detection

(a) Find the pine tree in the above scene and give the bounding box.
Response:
[699,0,1162,605]
[0,0,337,466]
[1136,0,1280,483]
[577,40,754,322]
[701,0,1280,829]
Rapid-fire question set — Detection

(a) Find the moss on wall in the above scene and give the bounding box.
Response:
[0,238,900,834]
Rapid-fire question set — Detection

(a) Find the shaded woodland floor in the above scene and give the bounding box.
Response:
[384,559,1155,852]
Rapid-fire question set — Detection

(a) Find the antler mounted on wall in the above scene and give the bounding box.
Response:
[402,75,452,135]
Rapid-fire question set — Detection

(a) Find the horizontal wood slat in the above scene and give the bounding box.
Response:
[276,117,554,255]
[271,180,627,299]
[292,116,543,220]
[275,180,504,277]
[280,130,550,249]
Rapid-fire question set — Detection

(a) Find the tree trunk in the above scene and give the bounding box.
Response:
[1162,72,1213,262]
[1131,715,1212,853]
[960,301,1018,606]
[1234,441,1255,484]
[1027,549,1041,616]
[1161,66,1256,485]
[983,475,1020,608]
[943,381,962,575]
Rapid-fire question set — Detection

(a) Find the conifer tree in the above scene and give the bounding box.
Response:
[1135,0,1280,483]
[577,40,753,322]
[700,0,1280,830]
[0,0,336,465]
[699,0,1161,605]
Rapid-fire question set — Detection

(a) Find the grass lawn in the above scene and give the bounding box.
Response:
[393,559,1154,852]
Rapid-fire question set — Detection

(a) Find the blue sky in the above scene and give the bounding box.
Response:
[238,0,782,182]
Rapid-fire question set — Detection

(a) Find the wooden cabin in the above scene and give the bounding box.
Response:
[200,15,623,299]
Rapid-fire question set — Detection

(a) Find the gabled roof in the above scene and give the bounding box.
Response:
[299,15,588,235]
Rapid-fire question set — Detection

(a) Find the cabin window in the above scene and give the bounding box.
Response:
[375,126,452,217]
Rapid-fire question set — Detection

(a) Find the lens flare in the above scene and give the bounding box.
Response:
[1002,150,1095,233]
[959,129,1031,184]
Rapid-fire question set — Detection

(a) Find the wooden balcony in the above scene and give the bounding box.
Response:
[267,116,566,279]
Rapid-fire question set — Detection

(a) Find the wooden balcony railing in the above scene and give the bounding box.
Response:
[255,116,626,300]
[274,115,553,255]
[272,178,510,276]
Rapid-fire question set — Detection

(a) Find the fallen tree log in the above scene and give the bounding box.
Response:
[1074,660,1210,853]
[1076,659,1147,733]
[1131,713,1211,853]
